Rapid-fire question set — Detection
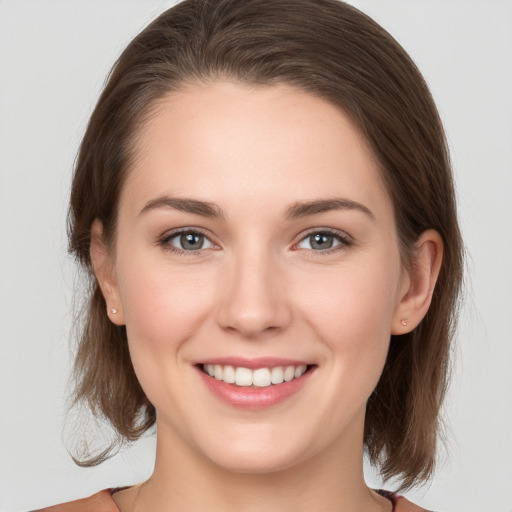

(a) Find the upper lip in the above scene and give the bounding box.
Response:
[195,357,314,370]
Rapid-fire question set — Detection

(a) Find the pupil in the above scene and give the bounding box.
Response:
[181,233,203,250]
[311,233,333,250]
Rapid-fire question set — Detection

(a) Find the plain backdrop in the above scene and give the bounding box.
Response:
[1,1,511,511]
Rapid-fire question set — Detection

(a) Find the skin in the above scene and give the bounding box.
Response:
[92,82,443,512]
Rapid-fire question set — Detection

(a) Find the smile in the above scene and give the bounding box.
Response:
[202,364,308,388]
[197,360,316,409]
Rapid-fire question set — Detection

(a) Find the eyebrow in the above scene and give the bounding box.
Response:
[284,198,375,221]
[138,196,224,219]
[138,195,375,222]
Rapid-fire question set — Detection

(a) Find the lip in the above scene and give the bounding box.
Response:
[195,361,316,410]
[196,356,312,370]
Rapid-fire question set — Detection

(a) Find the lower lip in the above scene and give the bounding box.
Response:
[196,367,314,409]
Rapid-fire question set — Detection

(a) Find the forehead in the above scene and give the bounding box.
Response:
[121,81,391,218]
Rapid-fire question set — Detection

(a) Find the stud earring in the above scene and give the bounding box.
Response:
[110,308,118,314]
[400,318,409,326]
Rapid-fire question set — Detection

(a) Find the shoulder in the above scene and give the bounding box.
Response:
[379,490,436,512]
[396,496,436,512]
[31,490,119,512]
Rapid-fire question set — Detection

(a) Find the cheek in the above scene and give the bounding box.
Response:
[294,260,401,382]
[299,262,400,335]
[115,257,218,411]
[115,245,216,361]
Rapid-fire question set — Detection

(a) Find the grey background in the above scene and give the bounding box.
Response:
[1,1,511,511]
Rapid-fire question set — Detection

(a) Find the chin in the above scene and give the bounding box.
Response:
[211,451,304,475]
[197,432,312,475]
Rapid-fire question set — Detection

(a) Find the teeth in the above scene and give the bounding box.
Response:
[203,364,308,387]
[235,367,253,386]
[295,365,307,378]
[271,366,284,384]
[253,368,271,387]
[223,365,235,383]
[283,366,295,381]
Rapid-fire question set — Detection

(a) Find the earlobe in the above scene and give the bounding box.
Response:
[391,229,443,334]
[90,219,125,325]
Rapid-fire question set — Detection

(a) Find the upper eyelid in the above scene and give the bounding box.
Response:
[158,229,220,258]
[295,227,352,242]
[291,228,353,251]
[161,227,214,240]
[158,226,352,248]
[159,227,219,249]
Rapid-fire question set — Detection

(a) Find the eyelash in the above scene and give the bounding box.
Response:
[158,227,352,256]
[293,228,353,255]
[158,228,217,256]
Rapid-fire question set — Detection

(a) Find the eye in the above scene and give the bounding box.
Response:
[296,231,350,251]
[164,231,215,251]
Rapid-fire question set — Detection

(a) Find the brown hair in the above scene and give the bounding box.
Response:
[68,0,463,490]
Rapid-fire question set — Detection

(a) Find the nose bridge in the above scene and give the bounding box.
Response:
[216,239,291,337]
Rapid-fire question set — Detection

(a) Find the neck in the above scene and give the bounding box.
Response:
[122,413,389,512]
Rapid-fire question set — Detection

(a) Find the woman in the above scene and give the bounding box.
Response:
[35,0,463,510]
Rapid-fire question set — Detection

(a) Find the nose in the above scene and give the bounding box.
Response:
[216,247,292,339]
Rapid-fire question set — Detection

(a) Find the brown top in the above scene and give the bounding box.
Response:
[33,488,433,512]
[32,490,118,512]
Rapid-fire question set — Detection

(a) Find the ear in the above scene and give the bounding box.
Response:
[391,229,443,334]
[90,219,125,325]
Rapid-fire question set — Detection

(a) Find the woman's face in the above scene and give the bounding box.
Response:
[105,82,410,473]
